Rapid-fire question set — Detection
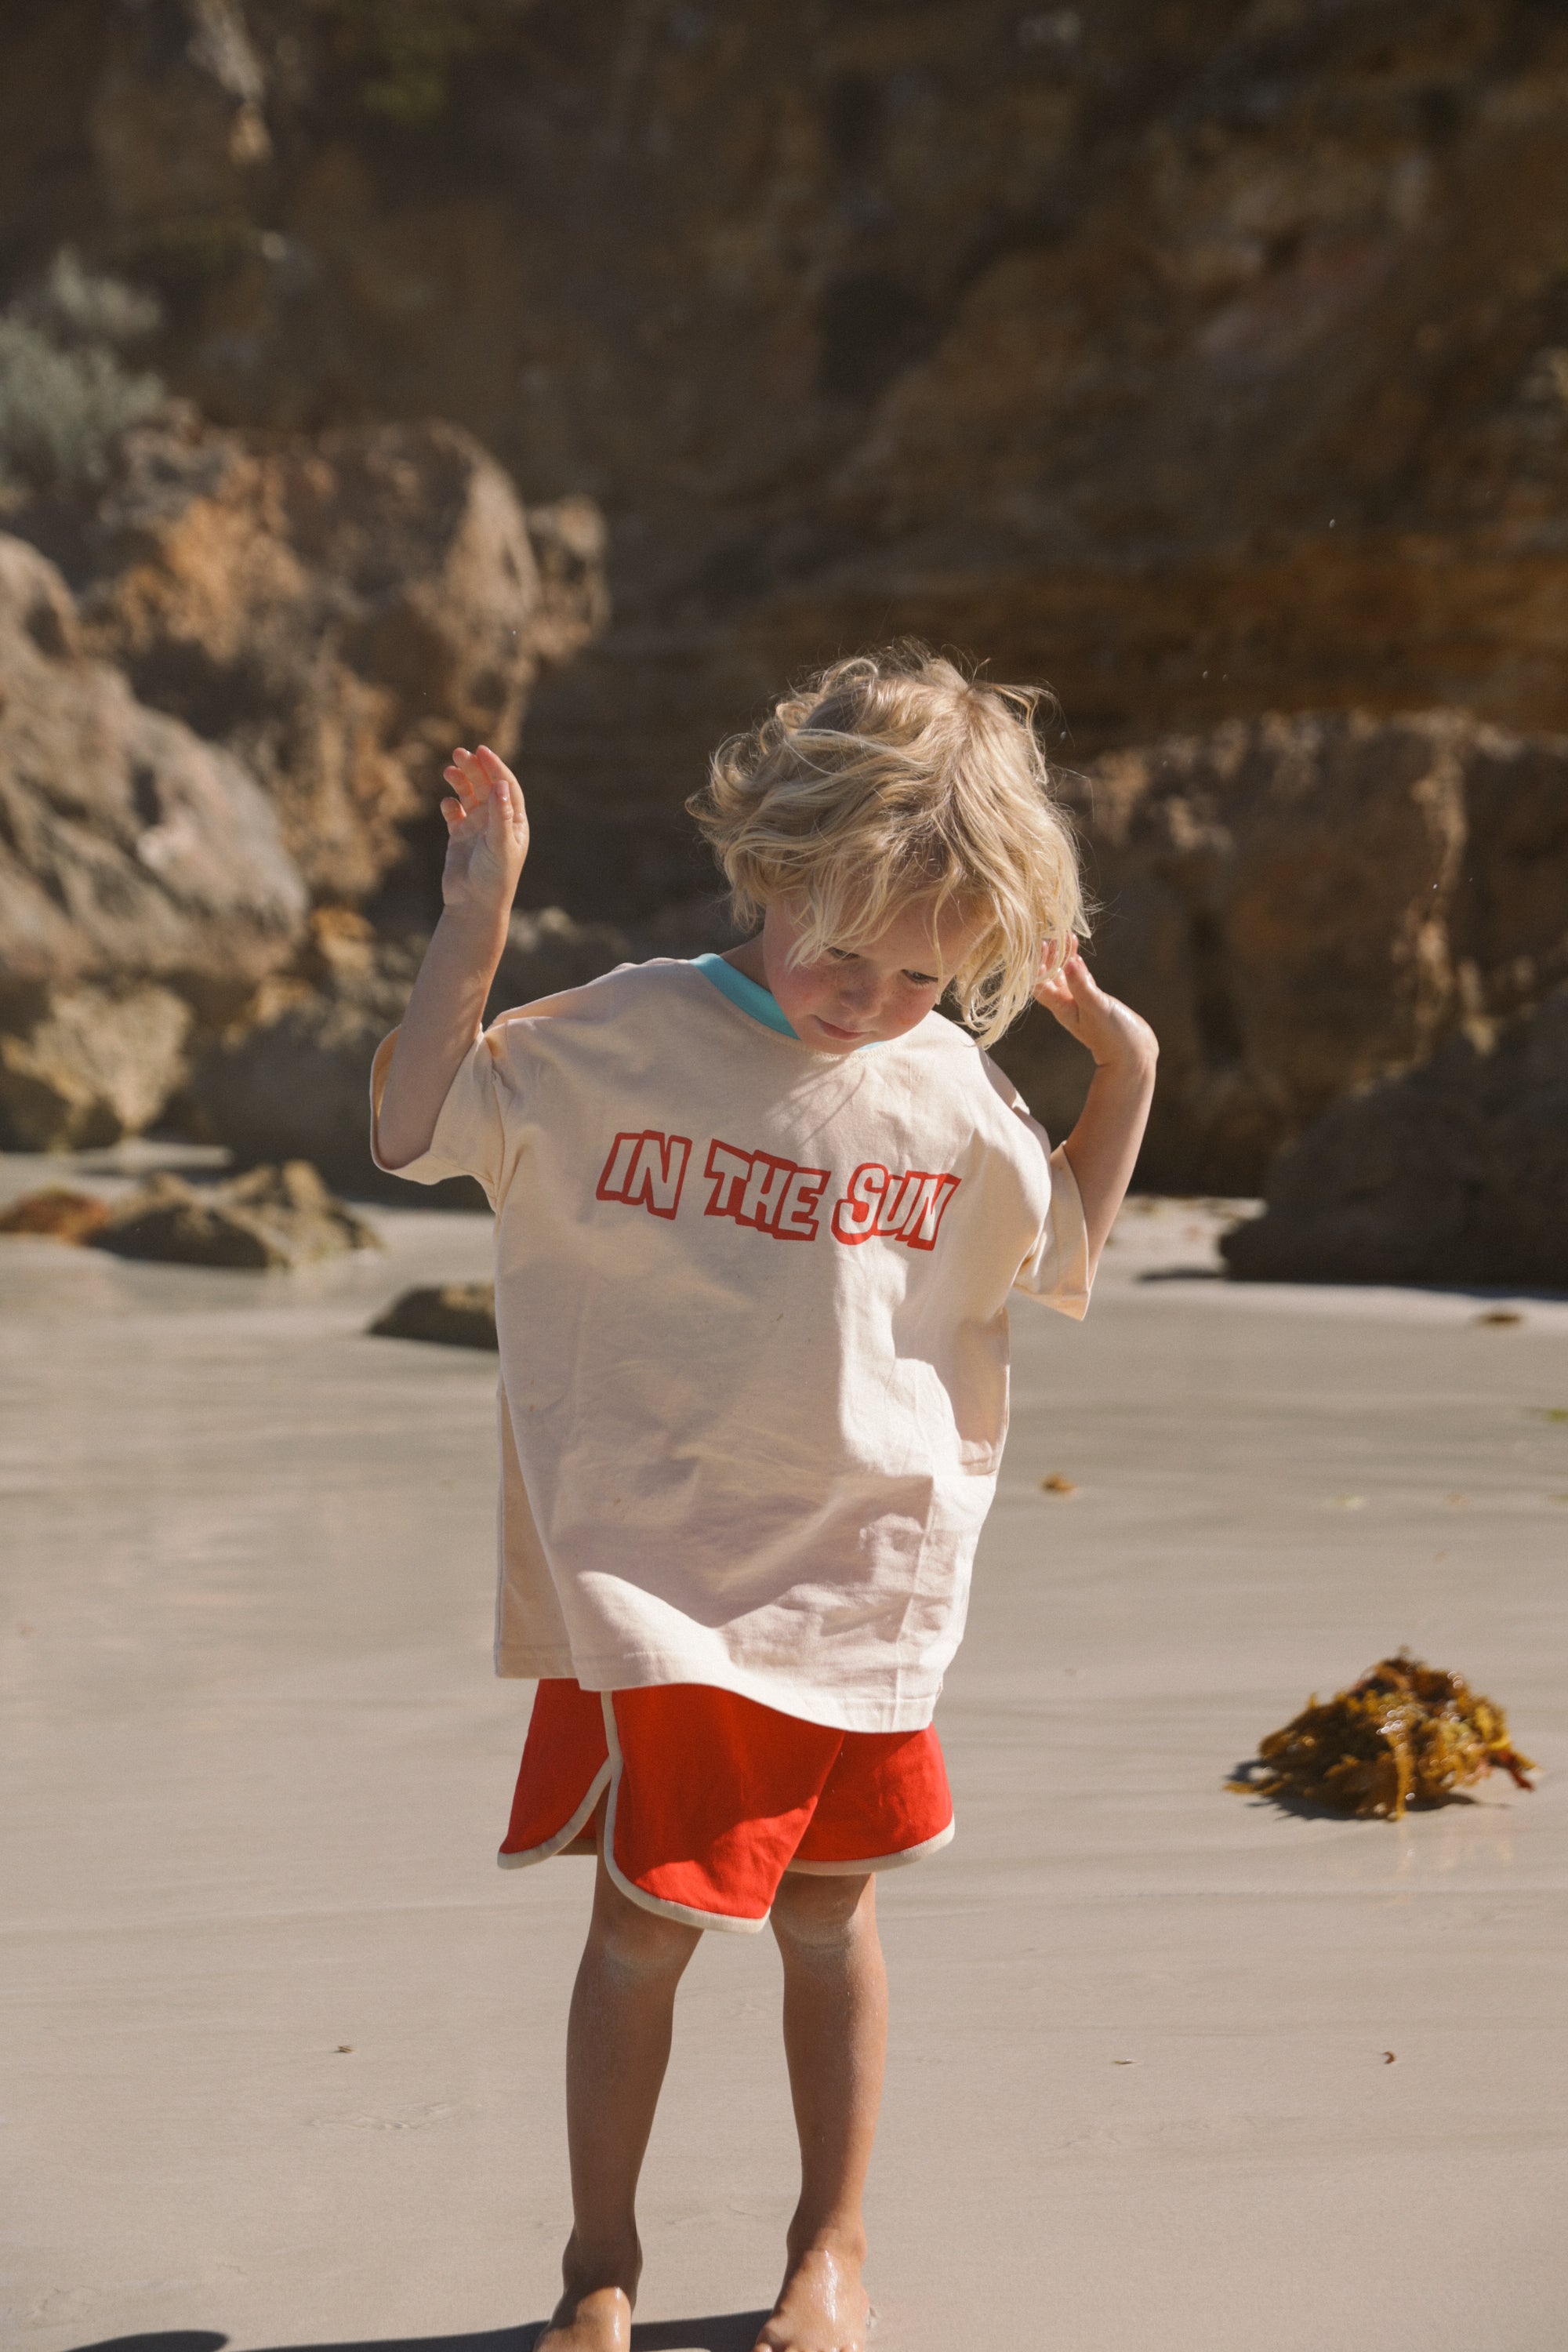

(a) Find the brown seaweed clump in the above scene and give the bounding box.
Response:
[1234,1652,1535,1819]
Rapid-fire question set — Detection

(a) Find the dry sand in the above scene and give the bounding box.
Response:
[3,1167,1564,2352]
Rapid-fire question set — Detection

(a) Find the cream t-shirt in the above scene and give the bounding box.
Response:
[369,958,1091,1732]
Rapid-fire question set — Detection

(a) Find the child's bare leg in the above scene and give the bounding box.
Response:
[757,1871,885,2352]
[538,1853,701,2352]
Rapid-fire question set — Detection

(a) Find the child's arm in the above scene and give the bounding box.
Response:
[1033,947,1158,1272]
[375,744,528,1171]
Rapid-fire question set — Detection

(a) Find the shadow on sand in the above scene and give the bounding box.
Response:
[1225,1758,1485,1820]
[74,2322,773,2352]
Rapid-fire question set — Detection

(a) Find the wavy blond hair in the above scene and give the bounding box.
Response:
[687,645,1086,1047]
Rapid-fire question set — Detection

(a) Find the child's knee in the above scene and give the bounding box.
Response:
[590,1869,702,1977]
[770,1869,876,1958]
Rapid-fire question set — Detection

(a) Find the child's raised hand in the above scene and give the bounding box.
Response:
[438,745,529,921]
[1033,938,1158,1073]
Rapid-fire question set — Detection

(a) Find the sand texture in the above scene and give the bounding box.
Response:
[3,1174,1564,2352]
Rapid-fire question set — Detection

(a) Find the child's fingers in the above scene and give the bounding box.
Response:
[1062,952,1105,1004]
[448,747,495,803]
[484,766,529,851]
[477,748,528,839]
[473,743,517,791]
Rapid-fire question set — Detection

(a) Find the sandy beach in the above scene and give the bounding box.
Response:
[4,1172,1564,2352]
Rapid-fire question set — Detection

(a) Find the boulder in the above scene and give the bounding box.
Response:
[67,414,608,902]
[93,1158,379,1269]
[991,710,1567,1194]
[0,1187,112,1243]
[186,904,630,1200]
[369,1283,498,1352]
[0,980,192,1151]
[1221,987,1568,1290]
[0,532,306,1148]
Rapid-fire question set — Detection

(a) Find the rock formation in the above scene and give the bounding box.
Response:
[0,1186,113,1243]
[92,1159,379,1270]
[5,0,1560,919]
[990,710,1568,1193]
[369,1283,499,1352]
[46,412,605,906]
[4,2,1566,1237]
[0,531,305,1149]
[1221,986,1568,1289]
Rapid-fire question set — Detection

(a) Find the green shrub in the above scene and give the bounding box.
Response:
[0,252,165,492]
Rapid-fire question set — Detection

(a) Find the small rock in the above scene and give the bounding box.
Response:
[92,1160,379,1269]
[369,1282,498,1350]
[0,1186,112,1243]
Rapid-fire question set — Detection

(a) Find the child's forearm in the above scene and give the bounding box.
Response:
[375,905,510,1169]
[1061,1051,1157,1272]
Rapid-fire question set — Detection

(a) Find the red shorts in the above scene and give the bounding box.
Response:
[499,1679,954,1933]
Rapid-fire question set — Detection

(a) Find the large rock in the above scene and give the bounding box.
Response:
[0,980,194,1152]
[0,532,305,1148]
[60,415,608,903]
[990,710,1568,1193]
[93,1159,379,1270]
[1221,987,1568,1290]
[186,904,630,1200]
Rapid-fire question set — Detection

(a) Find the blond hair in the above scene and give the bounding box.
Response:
[687,646,1086,1048]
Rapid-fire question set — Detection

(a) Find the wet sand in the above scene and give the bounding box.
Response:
[4,1171,1565,2352]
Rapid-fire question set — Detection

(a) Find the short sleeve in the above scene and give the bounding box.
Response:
[980,1054,1092,1319]
[1012,1140,1091,1318]
[368,1024,510,1203]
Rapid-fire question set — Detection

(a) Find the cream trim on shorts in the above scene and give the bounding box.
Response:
[785,1817,956,1875]
[597,1693,770,1935]
[495,1757,612,1871]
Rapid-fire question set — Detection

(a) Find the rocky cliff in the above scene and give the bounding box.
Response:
[4,0,1564,922]
[3,2,1566,1227]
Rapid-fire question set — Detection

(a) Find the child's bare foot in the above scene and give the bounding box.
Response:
[535,2283,633,2351]
[754,2245,872,2351]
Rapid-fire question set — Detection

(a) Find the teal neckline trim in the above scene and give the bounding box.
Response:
[691,952,798,1040]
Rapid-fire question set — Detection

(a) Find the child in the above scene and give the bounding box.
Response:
[370,648,1156,2352]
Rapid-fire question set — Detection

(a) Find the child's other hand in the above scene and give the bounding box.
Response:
[439,745,529,922]
[1033,938,1158,1073]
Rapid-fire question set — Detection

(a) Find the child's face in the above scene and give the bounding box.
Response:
[760,894,989,1054]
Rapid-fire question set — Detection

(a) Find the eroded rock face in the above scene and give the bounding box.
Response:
[0,532,306,1148]
[89,0,272,234]
[990,710,1568,1193]
[1221,987,1568,1288]
[66,416,602,903]
[93,1159,379,1269]
[5,4,1567,921]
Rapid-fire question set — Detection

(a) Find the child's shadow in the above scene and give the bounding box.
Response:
[75,2320,775,2352]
